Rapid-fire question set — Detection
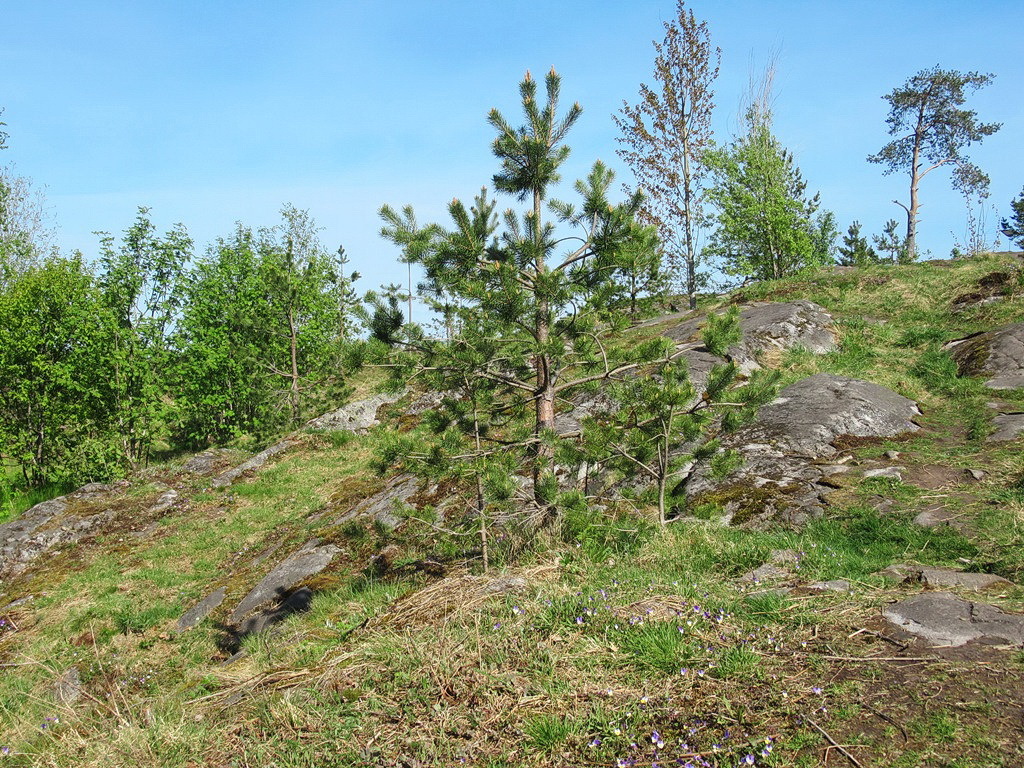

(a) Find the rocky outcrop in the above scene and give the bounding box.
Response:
[180,449,240,477]
[230,541,340,629]
[686,374,921,527]
[877,564,1012,591]
[989,412,1024,442]
[944,322,1024,390]
[663,300,837,374]
[335,474,419,529]
[306,391,405,433]
[883,593,1024,647]
[0,486,126,580]
[177,587,227,632]
[212,439,296,488]
[558,302,837,435]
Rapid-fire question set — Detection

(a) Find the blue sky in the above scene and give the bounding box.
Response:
[2,0,1022,313]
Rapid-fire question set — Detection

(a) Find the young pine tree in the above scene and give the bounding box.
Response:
[377,69,664,512]
[579,308,778,524]
[872,219,908,264]
[1001,188,1024,249]
[837,221,880,266]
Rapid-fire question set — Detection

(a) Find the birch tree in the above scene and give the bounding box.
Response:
[615,0,719,309]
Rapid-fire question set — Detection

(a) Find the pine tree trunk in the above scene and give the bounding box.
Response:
[473,399,488,573]
[407,261,413,324]
[906,124,924,260]
[658,406,675,525]
[532,187,555,507]
[907,171,919,261]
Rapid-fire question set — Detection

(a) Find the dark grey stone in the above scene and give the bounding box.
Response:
[883,592,1024,647]
[554,388,615,436]
[481,575,529,594]
[989,413,1024,442]
[230,542,339,623]
[944,323,1024,390]
[0,498,67,547]
[877,565,1012,591]
[913,505,965,530]
[0,499,115,580]
[740,564,789,583]
[146,487,179,515]
[864,466,904,481]
[685,374,921,527]
[728,300,837,373]
[747,374,921,457]
[177,587,227,631]
[662,300,837,374]
[805,579,852,593]
[180,449,236,476]
[335,475,419,529]
[212,439,295,488]
[70,483,114,497]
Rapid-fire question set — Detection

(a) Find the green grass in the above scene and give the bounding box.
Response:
[0,476,73,524]
[523,714,576,753]
[3,254,1024,767]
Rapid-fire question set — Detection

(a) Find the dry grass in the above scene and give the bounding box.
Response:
[373,564,559,630]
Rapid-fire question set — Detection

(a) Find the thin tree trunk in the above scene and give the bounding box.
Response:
[681,131,698,310]
[288,305,300,423]
[657,466,667,526]
[407,261,413,324]
[658,406,675,525]
[905,109,925,260]
[532,186,555,506]
[472,399,488,573]
[907,163,920,261]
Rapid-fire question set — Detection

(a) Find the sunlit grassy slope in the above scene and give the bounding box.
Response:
[1,253,1023,767]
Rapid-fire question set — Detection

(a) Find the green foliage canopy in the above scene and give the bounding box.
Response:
[705,105,836,281]
[0,255,118,486]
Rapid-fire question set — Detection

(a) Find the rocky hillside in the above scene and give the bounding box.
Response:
[2,254,1024,767]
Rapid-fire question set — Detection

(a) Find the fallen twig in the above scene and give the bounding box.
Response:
[862,700,909,743]
[847,627,909,650]
[807,717,866,768]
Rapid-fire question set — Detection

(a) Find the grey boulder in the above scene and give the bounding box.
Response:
[943,322,1024,390]
[335,474,419,529]
[177,587,227,632]
[0,493,118,581]
[686,374,921,527]
[212,439,295,488]
[988,412,1024,442]
[883,592,1024,647]
[877,564,1012,591]
[230,541,340,624]
[307,391,404,433]
[663,300,837,374]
